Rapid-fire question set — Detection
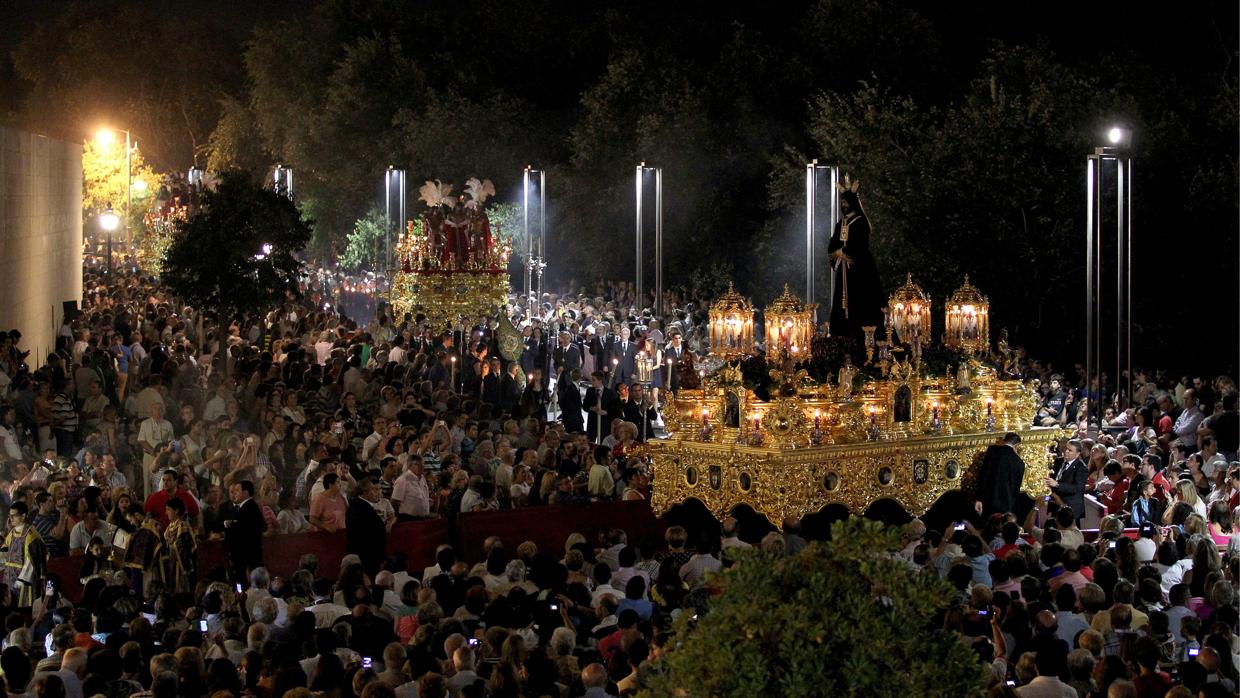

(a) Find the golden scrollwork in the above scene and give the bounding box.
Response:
[388,269,508,329]
[649,428,1062,523]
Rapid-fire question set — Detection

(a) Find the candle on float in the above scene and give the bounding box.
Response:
[868,406,877,424]
[701,408,709,426]
[986,399,994,415]
[814,410,821,430]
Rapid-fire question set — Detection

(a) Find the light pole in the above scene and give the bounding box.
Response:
[522,166,547,301]
[635,163,663,314]
[99,207,120,274]
[273,165,294,198]
[1084,126,1133,435]
[385,167,407,271]
[806,160,840,326]
[96,128,133,257]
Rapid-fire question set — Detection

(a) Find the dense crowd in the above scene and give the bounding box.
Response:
[0,261,1234,697]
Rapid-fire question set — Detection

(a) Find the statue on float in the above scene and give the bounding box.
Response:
[414,177,499,271]
[827,175,885,339]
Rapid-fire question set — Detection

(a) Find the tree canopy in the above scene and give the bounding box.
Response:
[642,518,987,697]
[161,173,312,318]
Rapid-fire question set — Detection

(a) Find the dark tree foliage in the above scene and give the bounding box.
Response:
[11,0,1236,368]
[161,172,312,319]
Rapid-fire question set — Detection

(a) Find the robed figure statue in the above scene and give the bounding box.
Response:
[827,177,885,339]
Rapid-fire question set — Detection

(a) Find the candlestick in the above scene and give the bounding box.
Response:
[814,410,821,430]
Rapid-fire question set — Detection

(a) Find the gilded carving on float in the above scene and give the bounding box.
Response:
[650,275,1064,523]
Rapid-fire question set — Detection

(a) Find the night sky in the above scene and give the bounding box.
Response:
[1,0,1236,372]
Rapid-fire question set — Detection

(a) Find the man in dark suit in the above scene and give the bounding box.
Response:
[346,477,389,577]
[623,384,658,442]
[664,332,687,395]
[558,369,585,433]
[500,362,523,416]
[609,325,638,386]
[590,323,616,380]
[552,331,582,377]
[974,432,1026,518]
[584,371,615,444]
[224,480,266,586]
[1047,439,1089,521]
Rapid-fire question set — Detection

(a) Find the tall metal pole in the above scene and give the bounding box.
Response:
[539,170,546,298]
[1085,157,1097,434]
[654,167,663,316]
[807,162,840,326]
[1117,157,1132,408]
[1116,158,1125,410]
[635,164,644,307]
[806,161,815,312]
[125,131,132,258]
[523,167,532,300]
[398,169,406,267]
[539,171,546,261]
[385,168,392,271]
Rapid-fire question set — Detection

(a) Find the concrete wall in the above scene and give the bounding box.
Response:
[0,125,83,368]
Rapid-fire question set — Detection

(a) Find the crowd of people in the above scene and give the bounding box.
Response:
[0,257,1233,697]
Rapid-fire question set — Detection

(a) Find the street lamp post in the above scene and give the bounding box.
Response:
[806,160,840,326]
[97,128,133,258]
[635,163,663,315]
[1084,126,1133,435]
[385,167,407,271]
[522,167,547,301]
[99,207,120,274]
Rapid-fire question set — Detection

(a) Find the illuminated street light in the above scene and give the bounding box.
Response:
[99,208,120,232]
[96,126,133,253]
[1084,126,1134,435]
[635,163,663,314]
[99,206,120,274]
[523,166,547,300]
[806,159,840,325]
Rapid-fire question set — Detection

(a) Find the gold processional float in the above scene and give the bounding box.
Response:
[389,177,1060,524]
[649,276,1062,524]
[389,177,513,330]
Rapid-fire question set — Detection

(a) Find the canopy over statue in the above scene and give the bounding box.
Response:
[827,176,885,338]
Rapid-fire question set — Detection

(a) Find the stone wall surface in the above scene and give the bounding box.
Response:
[0,125,83,366]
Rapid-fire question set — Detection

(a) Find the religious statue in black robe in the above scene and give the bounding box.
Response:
[827,180,885,339]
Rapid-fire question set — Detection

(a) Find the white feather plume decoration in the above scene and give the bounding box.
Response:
[418,179,455,209]
[463,177,496,209]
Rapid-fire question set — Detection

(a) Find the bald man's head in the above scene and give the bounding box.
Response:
[582,662,608,688]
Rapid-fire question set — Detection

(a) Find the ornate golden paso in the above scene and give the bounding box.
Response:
[651,277,1063,523]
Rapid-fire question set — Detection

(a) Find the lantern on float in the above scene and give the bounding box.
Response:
[708,283,755,359]
[885,274,932,356]
[764,284,816,364]
[943,275,990,354]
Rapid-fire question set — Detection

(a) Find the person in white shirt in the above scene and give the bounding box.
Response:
[202,382,231,422]
[720,517,752,553]
[388,336,408,366]
[392,458,431,520]
[0,407,23,461]
[361,417,388,464]
[68,508,115,554]
[1172,389,1204,449]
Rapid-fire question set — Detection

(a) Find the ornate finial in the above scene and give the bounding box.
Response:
[906,272,913,284]
[962,273,970,285]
